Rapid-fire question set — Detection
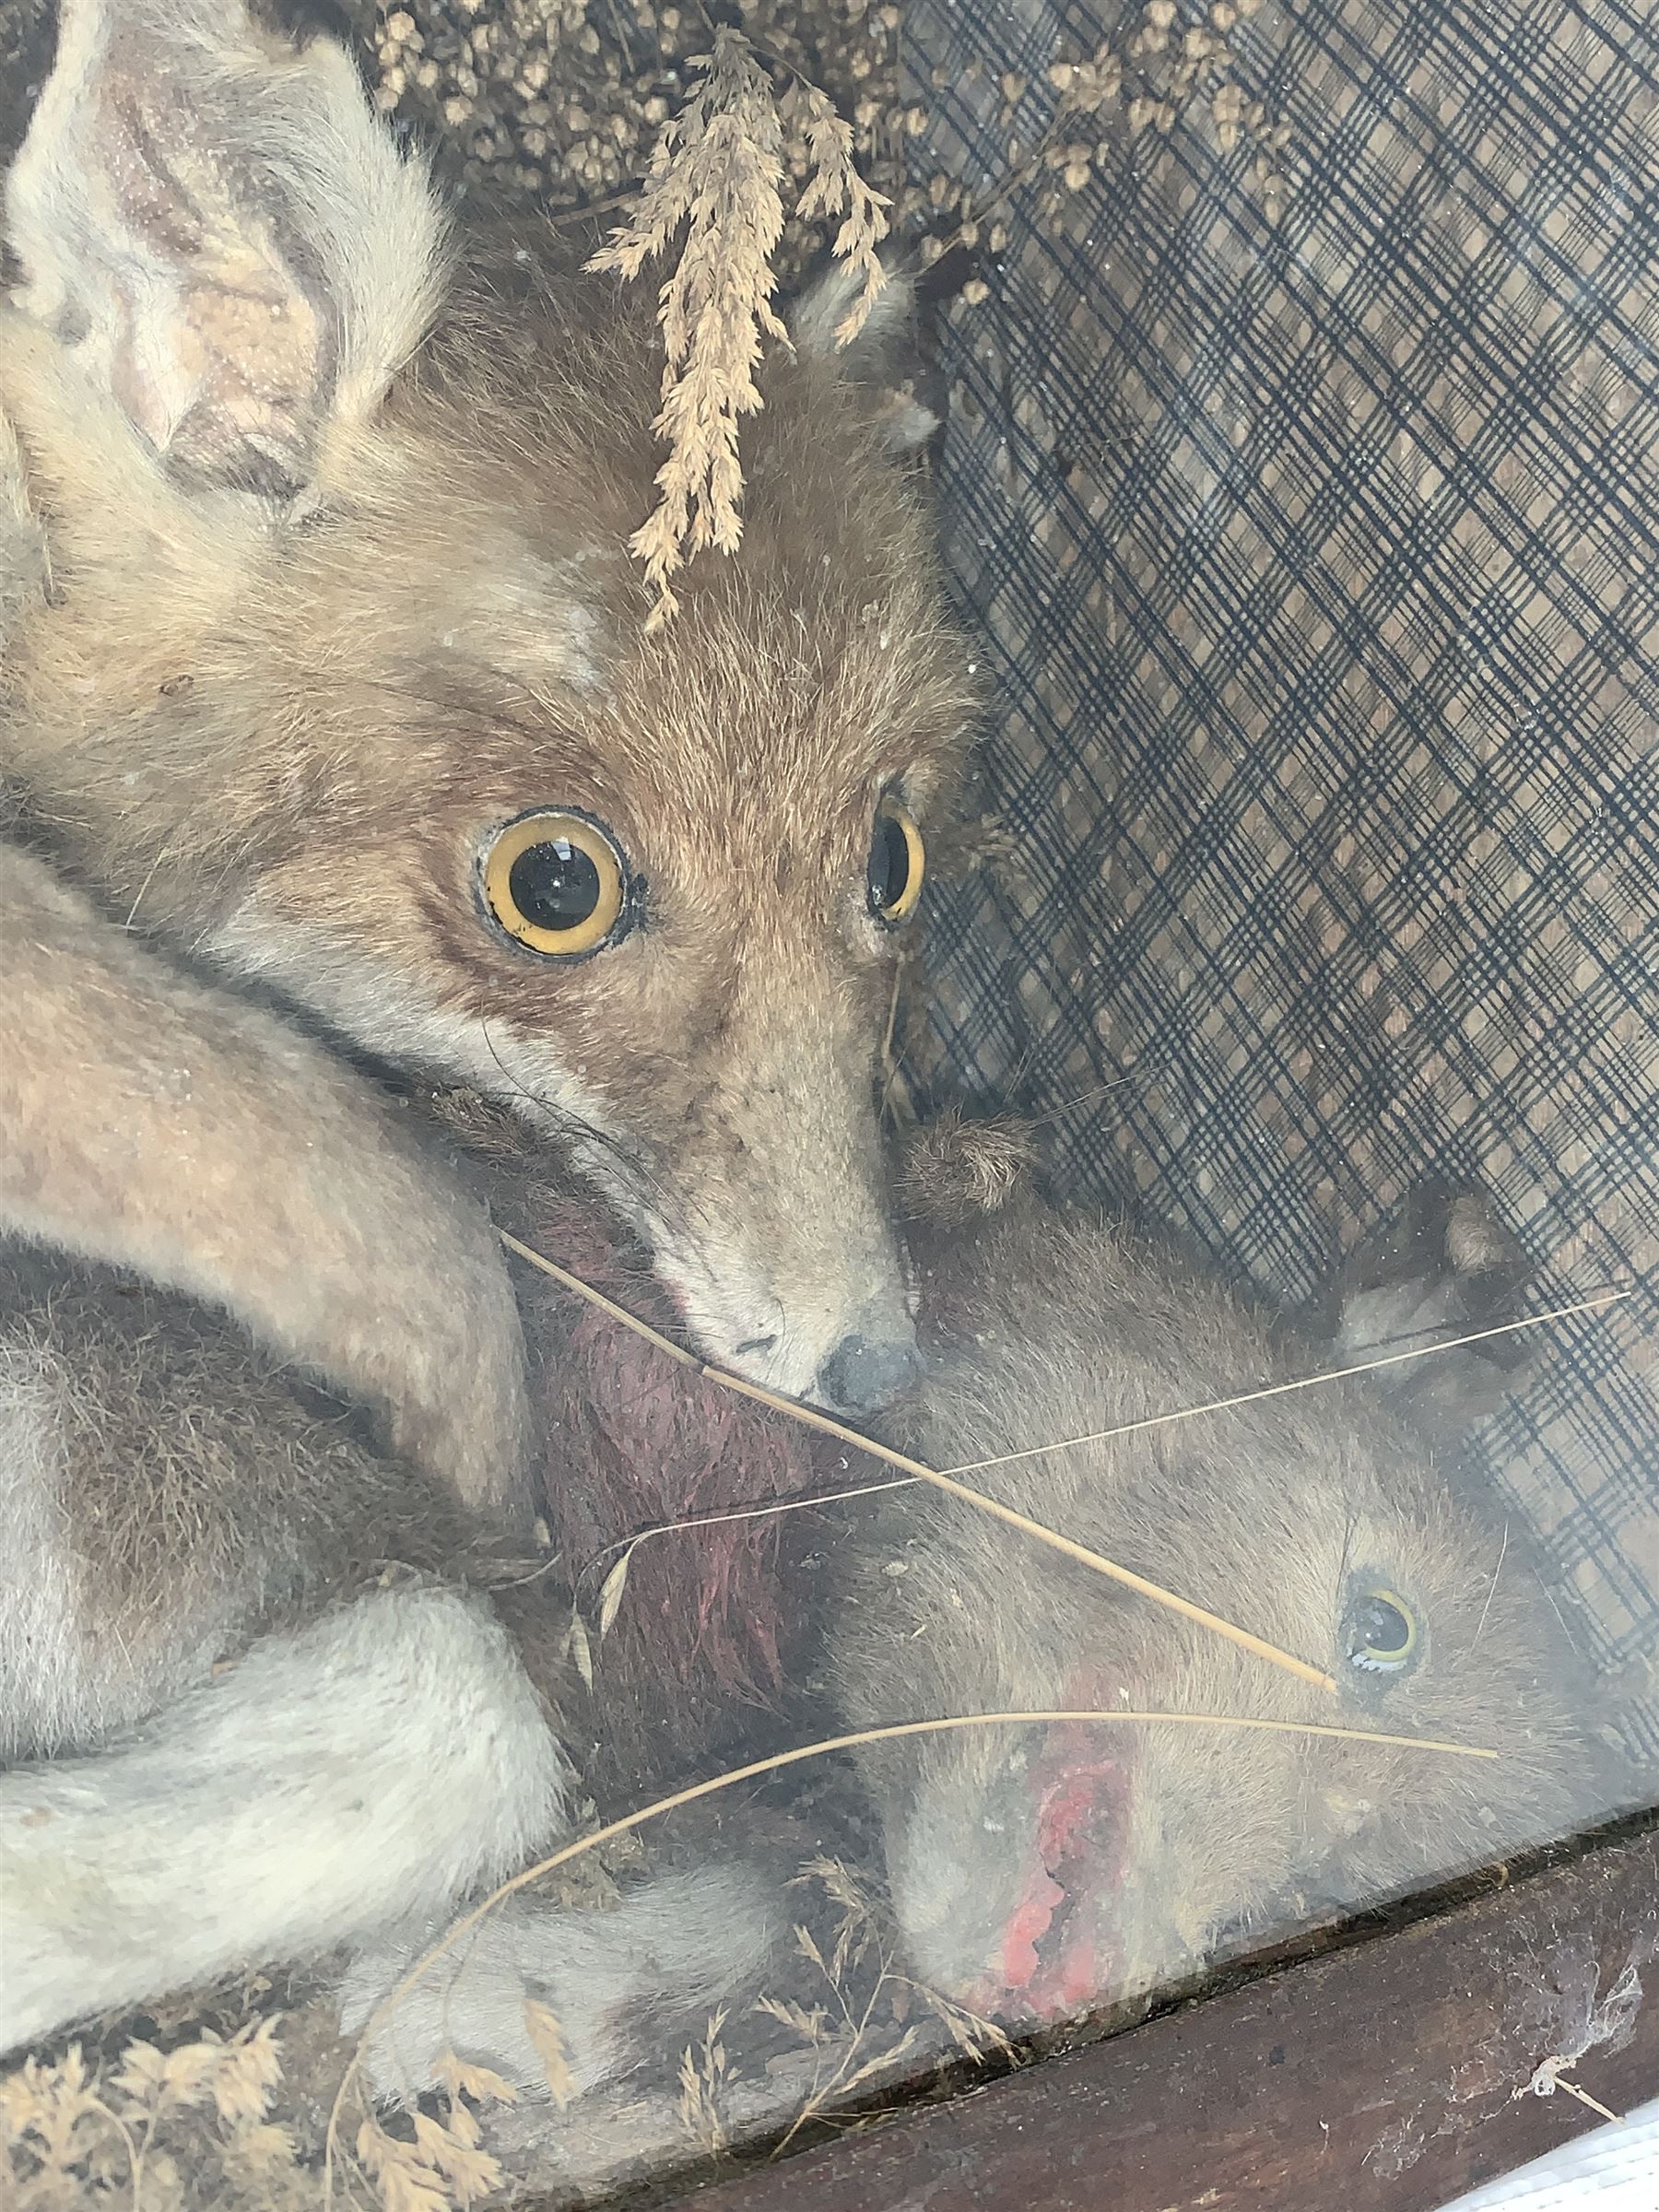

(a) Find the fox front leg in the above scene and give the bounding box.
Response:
[0,842,531,1522]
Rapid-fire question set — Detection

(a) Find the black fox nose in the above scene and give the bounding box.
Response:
[817,1331,924,1416]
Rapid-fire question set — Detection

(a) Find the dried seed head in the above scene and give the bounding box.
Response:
[580,27,893,619]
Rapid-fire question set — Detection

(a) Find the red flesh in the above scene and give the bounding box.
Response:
[988,1701,1134,2021]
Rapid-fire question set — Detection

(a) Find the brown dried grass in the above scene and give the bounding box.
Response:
[586,27,888,625]
[2,2023,302,2212]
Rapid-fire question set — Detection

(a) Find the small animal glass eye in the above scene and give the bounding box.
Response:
[867,796,925,925]
[1342,1583,1420,1677]
[482,811,627,957]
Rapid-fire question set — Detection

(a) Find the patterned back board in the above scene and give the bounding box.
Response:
[901,0,1659,1771]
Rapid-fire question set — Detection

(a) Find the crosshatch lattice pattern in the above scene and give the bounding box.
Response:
[902,0,1659,1765]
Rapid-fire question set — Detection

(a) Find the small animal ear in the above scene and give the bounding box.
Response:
[894,1108,1038,1230]
[1332,1183,1535,1435]
[4,0,449,496]
[786,258,940,454]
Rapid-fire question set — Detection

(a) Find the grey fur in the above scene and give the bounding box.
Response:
[341,1868,780,2102]
[1,1583,566,2051]
[830,1191,1627,2021]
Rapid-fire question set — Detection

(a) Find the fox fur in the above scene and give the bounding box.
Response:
[0,0,967,2101]
[1,1095,1629,2111]
[0,0,975,1447]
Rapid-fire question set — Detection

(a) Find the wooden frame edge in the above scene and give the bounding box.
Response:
[661,1822,1659,2212]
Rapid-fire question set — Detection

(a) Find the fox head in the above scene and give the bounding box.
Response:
[0,0,979,1413]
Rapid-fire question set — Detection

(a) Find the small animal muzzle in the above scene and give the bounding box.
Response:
[814,1329,924,1416]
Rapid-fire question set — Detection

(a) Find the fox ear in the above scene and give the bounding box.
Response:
[4,0,448,497]
[1330,1184,1535,1436]
[787,259,940,454]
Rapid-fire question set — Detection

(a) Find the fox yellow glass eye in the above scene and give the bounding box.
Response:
[482,812,627,957]
[867,796,924,924]
[1342,1583,1420,1678]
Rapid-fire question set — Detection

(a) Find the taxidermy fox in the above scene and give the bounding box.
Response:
[0,0,967,2082]
[0,0,974,1491]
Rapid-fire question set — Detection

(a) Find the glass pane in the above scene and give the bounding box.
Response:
[3,3,1650,2206]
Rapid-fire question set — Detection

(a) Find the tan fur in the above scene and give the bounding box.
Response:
[0,0,964,2091]
[1,0,975,1458]
[0,840,532,1518]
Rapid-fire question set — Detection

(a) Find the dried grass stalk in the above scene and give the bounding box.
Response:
[587,29,888,625]
[784,80,890,342]
[502,1229,1627,1693]
[500,1227,1338,1693]
[676,2008,731,2155]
